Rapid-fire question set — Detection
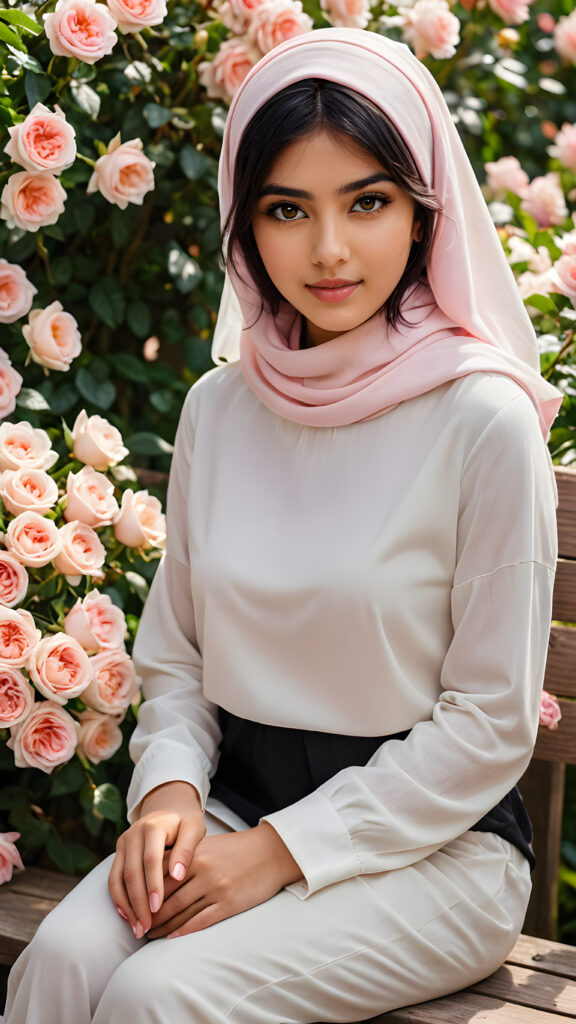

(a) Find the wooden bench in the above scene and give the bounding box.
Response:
[1,467,575,1023]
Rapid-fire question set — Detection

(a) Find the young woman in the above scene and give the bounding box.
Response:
[3,27,563,1024]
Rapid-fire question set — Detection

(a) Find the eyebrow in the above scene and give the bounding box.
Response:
[257,173,393,200]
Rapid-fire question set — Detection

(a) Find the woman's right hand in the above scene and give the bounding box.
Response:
[108,780,206,938]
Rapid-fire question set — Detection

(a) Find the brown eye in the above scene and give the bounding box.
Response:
[269,203,305,222]
[352,194,388,213]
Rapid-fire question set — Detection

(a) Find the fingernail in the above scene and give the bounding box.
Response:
[133,920,145,940]
[167,930,180,940]
[149,892,161,914]
[115,904,128,921]
[172,863,185,881]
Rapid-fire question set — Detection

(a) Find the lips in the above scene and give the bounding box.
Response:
[305,278,361,303]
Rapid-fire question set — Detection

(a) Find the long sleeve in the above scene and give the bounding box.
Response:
[262,393,557,897]
[125,391,221,822]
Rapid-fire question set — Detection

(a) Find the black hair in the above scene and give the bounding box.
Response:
[223,79,443,330]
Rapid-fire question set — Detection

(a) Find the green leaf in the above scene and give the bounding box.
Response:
[0,785,28,810]
[109,206,139,248]
[180,145,211,181]
[9,807,51,848]
[49,760,86,797]
[111,351,149,383]
[15,388,51,411]
[167,243,202,294]
[6,43,41,68]
[150,389,174,415]
[76,367,116,410]
[126,431,174,456]
[89,277,126,329]
[69,79,101,118]
[525,294,556,315]
[93,782,123,822]
[0,24,25,50]
[52,256,73,286]
[125,570,149,601]
[143,102,173,128]
[126,301,152,340]
[0,9,41,33]
[46,833,98,873]
[51,382,79,415]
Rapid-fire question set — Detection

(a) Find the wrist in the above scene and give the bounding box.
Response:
[256,820,303,887]
[139,781,203,819]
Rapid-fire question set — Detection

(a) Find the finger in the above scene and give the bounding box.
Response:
[167,901,225,938]
[168,818,205,882]
[108,845,136,929]
[149,875,204,929]
[148,896,213,939]
[142,825,171,915]
[123,834,153,937]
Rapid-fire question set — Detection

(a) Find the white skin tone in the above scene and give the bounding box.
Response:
[109,127,421,942]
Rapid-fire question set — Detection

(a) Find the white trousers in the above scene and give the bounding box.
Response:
[3,800,531,1024]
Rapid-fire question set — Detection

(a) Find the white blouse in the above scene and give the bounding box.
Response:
[126,364,557,897]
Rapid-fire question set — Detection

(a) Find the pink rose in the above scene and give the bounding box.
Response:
[4,103,76,176]
[539,689,562,730]
[521,173,568,228]
[22,301,82,372]
[106,0,167,32]
[86,138,155,210]
[83,649,139,713]
[5,511,62,568]
[537,11,555,32]
[548,123,576,173]
[0,468,59,517]
[485,156,529,197]
[64,466,119,528]
[0,260,37,324]
[0,553,29,608]
[113,488,166,549]
[517,269,554,305]
[28,632,93,705]
[320,0,371,28]
[0,832,24,884]
[64,591,126,652]
[554,10,576,64]
[7,700,78,773]
[488,0,533,24]
[0,608,41,667]
[217,0,270,32]
[72,410,129,471]
[0,350,23,421]
[0,669,34,727]
[0,422,58,473]
[43,0,118,64]
[248,0,312,55]
[198,40,259,103]
[561,231,576,257]
[400,0,460,60]
[0,171,67,233]
[53,521,106,578]
[77,709,123,764]
[551,254,576,302]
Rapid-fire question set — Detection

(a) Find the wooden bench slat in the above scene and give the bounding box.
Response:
[0,890,61,966]
[376,992,573,1022]
[552,560,576,623]
[507,937,576,982]
[557,468,576,559]
[3,867,79,901]
[534,699,576,763]
[471,964,576,1016]
[545,627,576,699]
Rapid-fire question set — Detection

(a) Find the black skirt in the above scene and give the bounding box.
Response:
[210,707,535,871]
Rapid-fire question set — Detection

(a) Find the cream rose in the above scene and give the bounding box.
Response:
[53,521,106,578]
[551,254,576,302]
[0,468,59,517]
[1,171,67,233]
[0,422,58,473]
[320,0,371,28]
[217,0,269,32]
[548,123,576,173]
[113,488,166,549]
[0,608,41,667]
[22,301,82,372]
[64,466,119,528]
[0,668,35,727]
[0,553,29,608]
[485,156,529,197]
[106,0,167,32]
[0,350,23,421]
[83,649,139,713]
[0,832,24,884]
[554,10,576,64]
[4,103,77,176]
[400,0,460,60]
[7,701,78,773]
[521,173,568,228]
[64,591,126,652]
[71,410,129,470]
[43,0,118,64]
[0,260,37,324]
[28,632,93,705]
[77,709,123,764]
[5,511,62,568]
[198,40,260,104]
[487,0,533,24]
[86,138,155,210]
[248,0,312,55]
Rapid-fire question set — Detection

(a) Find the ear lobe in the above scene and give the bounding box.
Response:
[412,220,423,243]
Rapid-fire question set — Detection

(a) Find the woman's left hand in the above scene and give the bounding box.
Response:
[147,822,303,938]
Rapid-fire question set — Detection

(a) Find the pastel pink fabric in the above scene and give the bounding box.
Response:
[215,28,562,437]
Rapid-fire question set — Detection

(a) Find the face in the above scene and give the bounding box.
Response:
[251,129,422,347]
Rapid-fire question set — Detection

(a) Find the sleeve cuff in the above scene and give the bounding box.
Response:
[126,742,211,823]
[261,790,362,898]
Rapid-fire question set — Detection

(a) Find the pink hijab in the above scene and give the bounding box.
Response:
[213,28,562,437]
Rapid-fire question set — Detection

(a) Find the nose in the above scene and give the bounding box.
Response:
[311,216,350,267]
